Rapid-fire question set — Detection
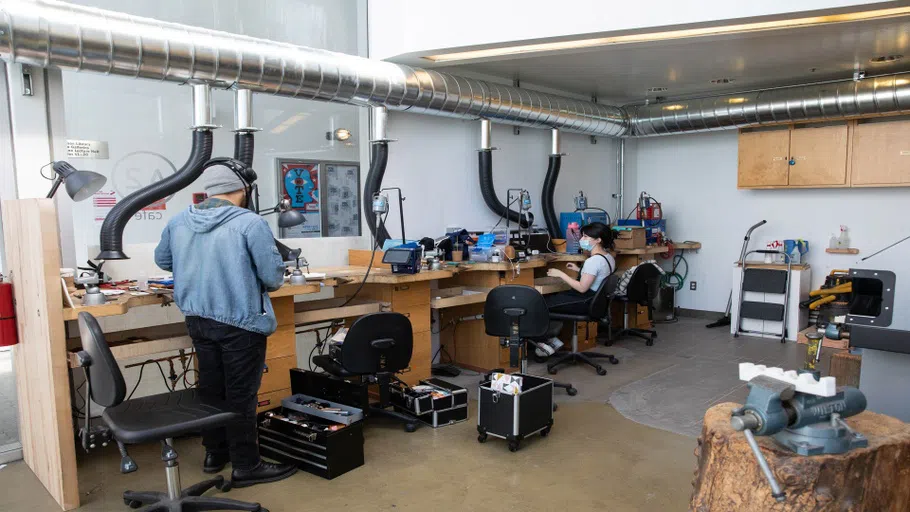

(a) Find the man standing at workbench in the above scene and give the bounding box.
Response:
[154,165,296,487]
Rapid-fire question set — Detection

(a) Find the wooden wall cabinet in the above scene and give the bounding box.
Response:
[739,118,910,189]
[851,119,910,186]
[738,123,850,189]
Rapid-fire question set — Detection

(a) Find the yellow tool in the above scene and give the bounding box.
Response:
[809,282,852,297]
[808,294,837,310]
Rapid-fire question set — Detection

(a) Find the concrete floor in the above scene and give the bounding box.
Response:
[0,316,825,512]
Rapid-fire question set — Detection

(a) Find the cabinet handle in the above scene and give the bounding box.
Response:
[258,398,271,407]
[396,285,410,291]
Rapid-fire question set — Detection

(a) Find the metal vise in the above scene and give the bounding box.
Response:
[730,364,868,502]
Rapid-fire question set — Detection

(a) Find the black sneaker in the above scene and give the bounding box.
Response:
[231,461,297,488]
[203,452,230,474]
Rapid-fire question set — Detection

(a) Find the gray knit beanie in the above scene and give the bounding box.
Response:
[203,165,246,195]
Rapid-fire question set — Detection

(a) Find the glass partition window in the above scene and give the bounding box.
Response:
[60,0,364,263]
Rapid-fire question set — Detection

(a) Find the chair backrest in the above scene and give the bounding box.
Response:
[341,312,413,375]
[78,312,127,408]
[626,264,662,303]
[588,274,619,320]
[484,285,550,338]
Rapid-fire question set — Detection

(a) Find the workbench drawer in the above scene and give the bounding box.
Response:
[393,303,430,333]
[390,281,430,308]
[260,355,295,393]
[266,324,296,360]
[257,388,289,413]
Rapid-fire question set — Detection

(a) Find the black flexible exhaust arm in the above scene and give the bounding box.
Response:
[363,142,392,247]
[541,154,562,238]
[478,149,532,229]
[96,129,213,260]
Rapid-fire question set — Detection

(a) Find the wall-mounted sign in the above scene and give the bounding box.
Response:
[66,139,109,159]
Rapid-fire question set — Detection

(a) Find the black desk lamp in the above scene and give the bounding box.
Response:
[259,198,305,228]
[45,161,107,201]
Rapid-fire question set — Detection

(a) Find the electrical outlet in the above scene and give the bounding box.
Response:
[690,281,697,291]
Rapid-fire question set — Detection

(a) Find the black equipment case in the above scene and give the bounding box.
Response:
[477,373,553,452]
[390,377,469,428]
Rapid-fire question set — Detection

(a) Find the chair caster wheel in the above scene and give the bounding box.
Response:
[259,508,270,512]
[405,423,417,433]
[124,499,143,509]
[567,387,578,396]
[596,367,607,376]
[609,356,619,365]
[553,403,558,412]
[652,332,658,338]
[477,433,488,443]
[508,440,520,452]
[547,368,557,375]
[646,340,654,346]
[216,477,232,492]
[540,426,551,437]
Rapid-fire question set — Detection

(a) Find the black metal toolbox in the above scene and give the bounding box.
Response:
[290,368,369,410]
[421,404,469,428]
[389,382,434,415]
[477,373,553,452]
[257,407,364,480]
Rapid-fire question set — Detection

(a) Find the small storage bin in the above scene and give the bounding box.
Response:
[477,373,554,452]
[421,378,468,408]
[390,378,470,428]
[257,407,364,479]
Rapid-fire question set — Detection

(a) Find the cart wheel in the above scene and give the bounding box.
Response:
[508,440,520,452]
[216,477,232,492]
[652,332,658,338]
[609,356,619,365]
[733,333,739,338]
[596,367,607,376]
[540,426,551,437]
[477,433,488,443]
[124,499,143,509]
[547,367,558,375]
[780,338,786,344]
[567,386,578,396]
[645,339,654,346]
[405,423,417,433]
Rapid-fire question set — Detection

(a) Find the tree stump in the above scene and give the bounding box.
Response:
[691,402,910,512]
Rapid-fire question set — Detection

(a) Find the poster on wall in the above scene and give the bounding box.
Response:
[278,160,321,238]
[323,163,361,237]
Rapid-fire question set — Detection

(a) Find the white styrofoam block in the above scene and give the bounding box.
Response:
[739,362,836,397]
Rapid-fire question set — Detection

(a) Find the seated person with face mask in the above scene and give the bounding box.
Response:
[536,222,616,356]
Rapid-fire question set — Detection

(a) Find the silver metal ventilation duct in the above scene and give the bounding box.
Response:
[0,0,627,137]
[627,74,910,136]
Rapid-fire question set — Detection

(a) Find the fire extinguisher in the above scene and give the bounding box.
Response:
[0,274,18,347]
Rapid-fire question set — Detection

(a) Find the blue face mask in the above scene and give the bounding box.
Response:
[579,238,595,251]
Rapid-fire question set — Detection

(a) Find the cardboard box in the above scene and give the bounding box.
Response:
[613,227,647,249]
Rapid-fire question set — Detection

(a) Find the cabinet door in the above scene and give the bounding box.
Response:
[851,119,910,186]
[788,124,848,186]
[738,129,791,188]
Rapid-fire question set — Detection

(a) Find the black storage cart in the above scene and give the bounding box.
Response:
[477,373,554,452]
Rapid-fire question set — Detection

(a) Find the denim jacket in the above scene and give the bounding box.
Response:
[155,200,286,336]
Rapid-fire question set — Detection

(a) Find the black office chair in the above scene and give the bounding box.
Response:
[612,264,661,345]
[312,312,419,432]
[74,312,266,512]
[484,285,577,396]
[547,275,621,376]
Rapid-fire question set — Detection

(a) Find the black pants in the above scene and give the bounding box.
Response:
[546,290,595,316]
[186,316,267,471]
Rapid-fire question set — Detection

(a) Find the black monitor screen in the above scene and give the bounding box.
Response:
[383,248,414,265]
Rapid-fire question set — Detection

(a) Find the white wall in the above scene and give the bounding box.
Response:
[379,111,620,239]
[627,131,910,317]
[369,0,885,61]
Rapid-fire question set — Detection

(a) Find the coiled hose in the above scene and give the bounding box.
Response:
[234,132,254,167]
[363,142,391,247]
[541,154,561,238]
[97,130,213,260]
[478,149,532,228]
